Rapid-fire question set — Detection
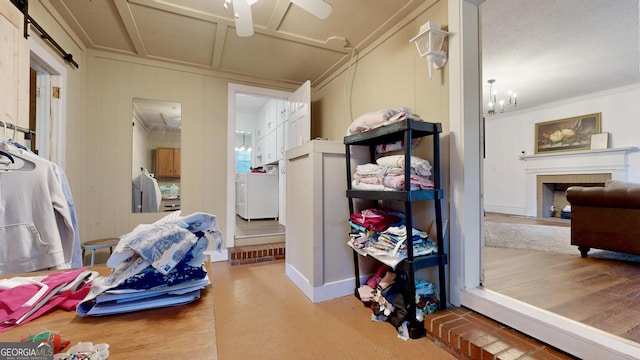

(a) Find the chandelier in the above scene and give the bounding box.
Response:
[486,79,517,114]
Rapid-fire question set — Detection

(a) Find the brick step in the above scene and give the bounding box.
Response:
[229,242,285,266]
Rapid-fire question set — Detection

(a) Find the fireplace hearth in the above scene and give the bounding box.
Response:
[537,174,610,219]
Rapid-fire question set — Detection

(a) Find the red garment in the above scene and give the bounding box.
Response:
[0,268,90,333]
[349,208,402,232]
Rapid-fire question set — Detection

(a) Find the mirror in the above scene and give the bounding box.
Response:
[131,98,181,213]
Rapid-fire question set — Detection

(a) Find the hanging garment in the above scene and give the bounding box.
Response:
[132,171,161,213]
[6,140,82,267]
[0,142,75,275]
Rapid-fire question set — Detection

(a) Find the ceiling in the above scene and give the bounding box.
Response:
[480,0,639,114]
[133,98,181,132]
[49,0,427,87]
[46,0,640,117]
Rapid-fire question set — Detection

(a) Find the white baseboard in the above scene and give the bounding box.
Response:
[285,263,363,303]
[483,205,527,216]
[206,249,229,263]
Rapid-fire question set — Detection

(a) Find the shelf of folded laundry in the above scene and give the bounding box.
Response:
[347,241,445,271]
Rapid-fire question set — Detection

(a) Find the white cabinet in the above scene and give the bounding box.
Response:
[286,80,311,151]
[255,99,285,167]
[235,173,279,220]
[276,99,287,126]
[263,130,277,164]
[284,140,350,303]
[278,159,286,226]
[276,123,285,161]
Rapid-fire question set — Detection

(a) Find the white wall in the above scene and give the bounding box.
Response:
[484,83,640,215]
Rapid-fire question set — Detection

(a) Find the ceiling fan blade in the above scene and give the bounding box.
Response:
[290,0,332,19]
[233,0,254,37]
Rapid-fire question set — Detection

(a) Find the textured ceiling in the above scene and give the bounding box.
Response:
[481,0,639,114]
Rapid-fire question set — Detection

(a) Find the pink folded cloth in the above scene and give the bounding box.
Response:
[0,268,91,332]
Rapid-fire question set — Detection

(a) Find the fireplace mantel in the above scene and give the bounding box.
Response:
[520,147,637,216]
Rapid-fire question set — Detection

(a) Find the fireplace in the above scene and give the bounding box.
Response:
[521,147,635,218]
[537,173,610,218]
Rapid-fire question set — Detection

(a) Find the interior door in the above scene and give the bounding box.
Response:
[286,80,311,150]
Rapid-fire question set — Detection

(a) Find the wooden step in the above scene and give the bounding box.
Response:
[229,242,285,266]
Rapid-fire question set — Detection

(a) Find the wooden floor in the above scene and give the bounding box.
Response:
[483,213,640,344]
[235,215,285,238]
[210,260,456,360]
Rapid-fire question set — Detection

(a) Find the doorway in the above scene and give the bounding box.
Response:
[28,38,67,167]
[225,83,292,251]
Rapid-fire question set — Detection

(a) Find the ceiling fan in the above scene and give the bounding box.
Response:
[224,0,333,37]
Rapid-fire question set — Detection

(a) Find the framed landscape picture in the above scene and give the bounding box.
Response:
[534,112,601,154]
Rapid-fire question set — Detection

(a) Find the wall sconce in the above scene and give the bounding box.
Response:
[410,21,450,79]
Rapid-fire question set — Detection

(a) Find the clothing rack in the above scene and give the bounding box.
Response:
[5,122,35,140]
[0,118,35,141]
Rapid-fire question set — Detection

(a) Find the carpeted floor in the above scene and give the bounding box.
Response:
[483,221,640,262]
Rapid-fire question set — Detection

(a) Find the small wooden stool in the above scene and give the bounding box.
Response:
[81,238,119,266]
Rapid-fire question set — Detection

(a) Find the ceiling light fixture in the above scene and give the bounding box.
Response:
[410,21,450,79]
[236,132,251,152]
[486,79,517,115]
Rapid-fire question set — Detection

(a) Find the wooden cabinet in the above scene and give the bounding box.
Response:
[155,147,181,178]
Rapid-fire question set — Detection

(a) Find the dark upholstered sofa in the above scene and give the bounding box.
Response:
[565,180,640,257]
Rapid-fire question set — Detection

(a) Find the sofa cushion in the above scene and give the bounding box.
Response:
[605,180,640,190]
[566,185,640,209]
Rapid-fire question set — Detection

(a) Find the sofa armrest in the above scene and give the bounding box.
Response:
[566,186,640,209]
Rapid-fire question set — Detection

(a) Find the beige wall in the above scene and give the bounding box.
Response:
[313,0,450,232]
[80,52,299,245]
[17,0,450,249]
[21,1,296,244]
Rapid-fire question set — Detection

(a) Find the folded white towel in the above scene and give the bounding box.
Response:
[376,155,432,177]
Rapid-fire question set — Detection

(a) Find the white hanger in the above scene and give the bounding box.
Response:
[0,118,36,171]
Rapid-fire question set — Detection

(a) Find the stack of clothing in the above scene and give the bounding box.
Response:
[0,268,97,333]
[351,155,434,191]
[415,279,439,320]
[77,211,222,316]
[347,208,436,267]
[356,265,440,339]
[347,107,414,135]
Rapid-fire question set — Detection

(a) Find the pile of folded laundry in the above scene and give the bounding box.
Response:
[76,211,222,316]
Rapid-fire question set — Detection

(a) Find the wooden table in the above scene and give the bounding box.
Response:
[0,264,217,360]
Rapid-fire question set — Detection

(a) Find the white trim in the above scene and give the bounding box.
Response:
[284,263,356,303]
[450,1,640,358]
[448,0,483,307]
[226,83,292,250]
[206,249,229,263]
[462,289,640,360]
[28,38,68,168]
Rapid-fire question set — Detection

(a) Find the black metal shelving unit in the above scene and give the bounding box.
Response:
[344,118,447,339]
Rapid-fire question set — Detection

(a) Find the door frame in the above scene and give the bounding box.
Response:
[225,83,292,252]
[28,37,67,167]
[450,1,639,358]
